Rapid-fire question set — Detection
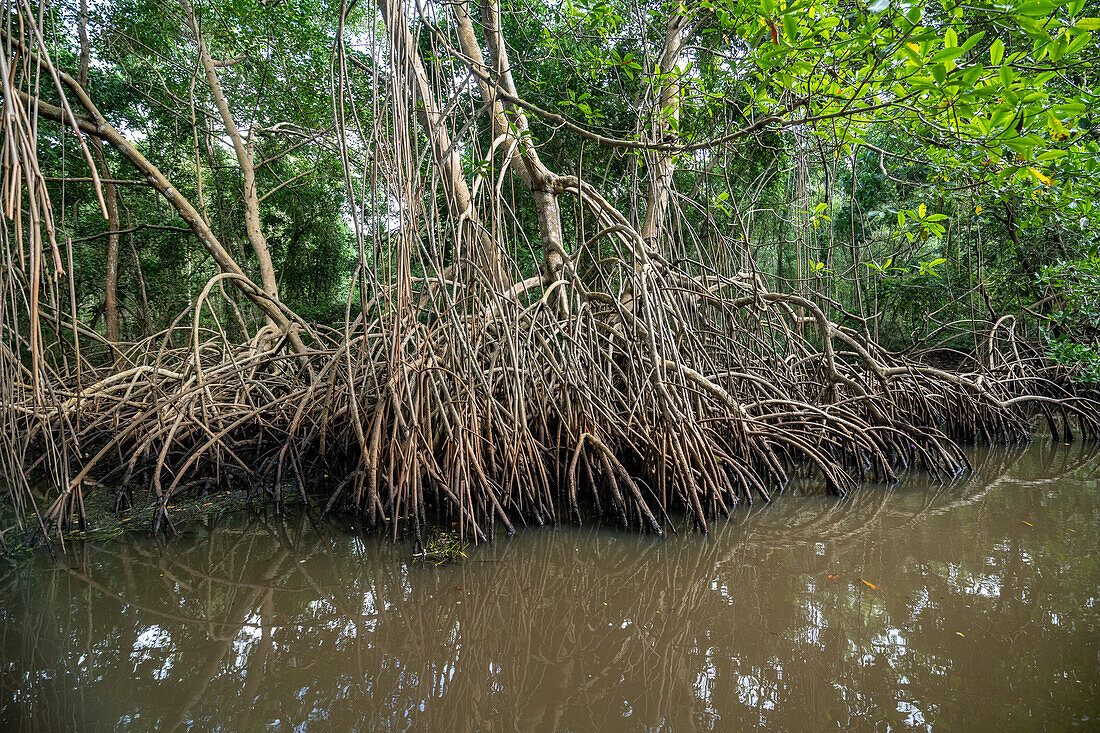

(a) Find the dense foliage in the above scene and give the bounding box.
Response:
[25,0,1098,377]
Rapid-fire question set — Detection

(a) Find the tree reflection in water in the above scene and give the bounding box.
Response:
[2,441,1098,731]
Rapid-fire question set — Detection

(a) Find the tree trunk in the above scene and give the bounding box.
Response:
[78,0,122,342]
[101,159,121,341]
[480,0,566,287]
[454,0,567,288]
[179,0,279,302]
[640,8,688,244]
[15,69,306,353]
[378,0,504,288]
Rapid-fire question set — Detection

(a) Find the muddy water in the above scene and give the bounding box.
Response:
[1,441,1098,731]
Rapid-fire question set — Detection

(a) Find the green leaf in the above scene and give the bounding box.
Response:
[1015,0,1058,16]
[932,46,967,64]
[1066,31,1092,57]
[962,64,984,88]
[1076,18,1100,30]
[990,38,1005,65]
[1054,102,1087,115]
[1016,16,1052,42]
[960,31,985,54]
[783,15,798,41]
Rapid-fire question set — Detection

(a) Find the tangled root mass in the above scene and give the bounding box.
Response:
[5,260,1097,550]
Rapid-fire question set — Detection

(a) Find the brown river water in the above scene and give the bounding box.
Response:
[1,439,1098,731]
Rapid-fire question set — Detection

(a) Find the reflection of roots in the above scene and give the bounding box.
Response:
[735,444,1036,555]
[5,264,1099,549]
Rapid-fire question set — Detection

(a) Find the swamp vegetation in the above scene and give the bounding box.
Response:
[1,0,1099,550]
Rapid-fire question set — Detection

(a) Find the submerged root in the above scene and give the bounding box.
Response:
[4,265,1099,549]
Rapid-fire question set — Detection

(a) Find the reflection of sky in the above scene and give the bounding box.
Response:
[130,625,174,682]
[232,613,266,669]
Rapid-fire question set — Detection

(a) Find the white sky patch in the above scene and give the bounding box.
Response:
[130,624,175,682]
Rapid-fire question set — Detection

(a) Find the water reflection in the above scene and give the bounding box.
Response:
[2,441,1098,731]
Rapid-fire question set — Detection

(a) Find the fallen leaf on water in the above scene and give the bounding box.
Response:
[860,579,877,590]
[956,632,965,637]
[827,574,839,580]
[1020,520,1034,527]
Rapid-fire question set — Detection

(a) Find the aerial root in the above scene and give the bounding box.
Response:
[4,268,1099,549]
